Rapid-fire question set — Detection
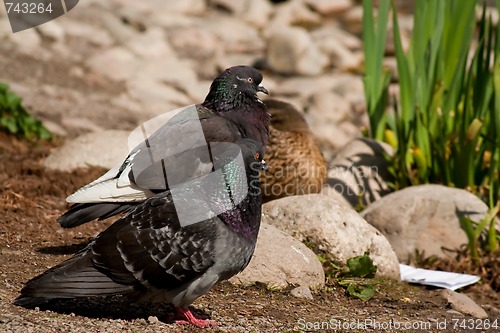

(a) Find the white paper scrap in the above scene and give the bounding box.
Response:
[399,264,481,291]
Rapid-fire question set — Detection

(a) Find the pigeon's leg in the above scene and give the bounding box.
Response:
[170,307,221,327]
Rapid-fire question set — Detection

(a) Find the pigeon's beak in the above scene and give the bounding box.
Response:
[261,159,269,172]
[257,85,269,95]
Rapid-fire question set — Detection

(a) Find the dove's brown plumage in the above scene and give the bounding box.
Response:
[260,99,327,202]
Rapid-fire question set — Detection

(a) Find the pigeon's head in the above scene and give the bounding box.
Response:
[203,66,269,112]
[237,138,267,173]
[225,66,269,97]
[212,139,266,176]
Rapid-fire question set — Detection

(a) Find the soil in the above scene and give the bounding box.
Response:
[0,133,499,333]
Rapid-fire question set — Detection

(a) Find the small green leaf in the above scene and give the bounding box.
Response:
[1,116,18,133]
[6,91,21,107]
[0,82,52,140]
[344,252,377,278]
[346,283,377,301]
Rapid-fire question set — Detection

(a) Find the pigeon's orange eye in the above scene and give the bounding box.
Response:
[254,152,260,160]
[247,77,253,83]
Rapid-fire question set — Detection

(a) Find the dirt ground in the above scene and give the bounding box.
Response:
[0,133,499,333]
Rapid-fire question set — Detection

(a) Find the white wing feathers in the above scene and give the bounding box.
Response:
[66,150,153,204]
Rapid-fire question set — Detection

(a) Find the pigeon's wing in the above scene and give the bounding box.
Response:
[90,191,219,291]
[126,106,243,192]
[58,105,244,228]
[66,105,241,203]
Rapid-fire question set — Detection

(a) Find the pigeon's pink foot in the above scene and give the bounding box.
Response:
[170,307,221,327]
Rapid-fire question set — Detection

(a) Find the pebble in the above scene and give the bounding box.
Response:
[204,16,264,53]
[101,11,138,44]
[86,47,139,82]
[168,26,218,60]
[267,0,322,32]
[441,289,488,319]
[125,27,174,59]
[242,0,273,29]
[446,309,464,316]
[305,0,353,16]
[59,20,114,47]
[161,0,207,16]
[208,0,247,13]
[36,21,65,41]
[8,29,42,55]
[290,285,314,299]
[267,26,327,76]
[341,5,364,34]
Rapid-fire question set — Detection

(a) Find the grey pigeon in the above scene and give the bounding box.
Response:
[14,139,265,328]
[58,65,269,228]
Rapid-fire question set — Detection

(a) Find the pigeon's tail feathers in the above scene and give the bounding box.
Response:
[13,295,52,308]
[66,176,151,204]
[13,252,133,308]
[57,202,136,228]
[83,161,124,188]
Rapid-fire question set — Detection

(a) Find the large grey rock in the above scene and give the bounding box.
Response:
[441,290,488,319]
[267,27,327,76]
[361,185,500,261]
[43,130,130,171]
[230,223,325,289]
[324,138,394,207]
[263,194,400,279]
